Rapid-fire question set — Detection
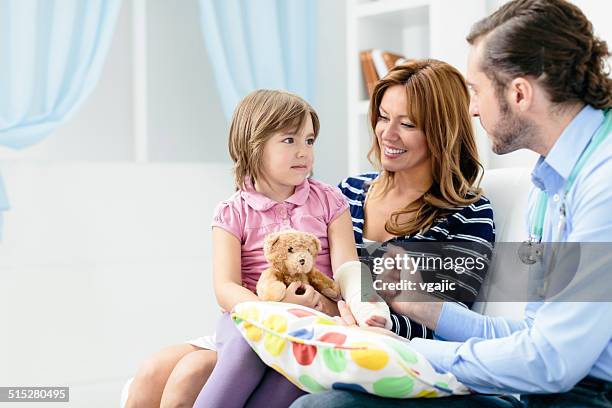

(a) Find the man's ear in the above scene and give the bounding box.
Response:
[509,77,533,112]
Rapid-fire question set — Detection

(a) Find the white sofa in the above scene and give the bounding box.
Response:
[476,167,532,319]
[0,163,533,407]
[0,162,235,408]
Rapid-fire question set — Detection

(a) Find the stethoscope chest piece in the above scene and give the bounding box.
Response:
[518,240,544,265]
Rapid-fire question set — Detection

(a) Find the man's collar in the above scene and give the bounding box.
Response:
[531,105,604,193]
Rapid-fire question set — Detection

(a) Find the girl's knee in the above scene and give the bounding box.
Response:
[195,350,217,373]
[127,345,200,408]
[134,344,198,385]
[134,355,166,384]
[160,351,217,408]
[175,349,217,377]
[125,358,167,407]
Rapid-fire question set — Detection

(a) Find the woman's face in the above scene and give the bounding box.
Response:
[375,85,430,174]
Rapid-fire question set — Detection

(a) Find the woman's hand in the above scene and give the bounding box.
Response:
[281,282,322,310]
[375,244,416,302]
[389,300,444,331]
[376,266,402,302]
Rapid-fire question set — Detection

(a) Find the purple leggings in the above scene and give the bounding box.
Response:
[193,313,306,408]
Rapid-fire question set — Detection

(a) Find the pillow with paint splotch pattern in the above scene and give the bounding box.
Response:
[232,301,469,398]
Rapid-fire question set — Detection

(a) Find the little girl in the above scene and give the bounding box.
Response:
[194,89,391,408]
[125,89,390,408]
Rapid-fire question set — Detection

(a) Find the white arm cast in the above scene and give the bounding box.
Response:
[334,260,392,330]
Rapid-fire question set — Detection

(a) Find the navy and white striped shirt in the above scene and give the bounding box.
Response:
[338,173,495,340]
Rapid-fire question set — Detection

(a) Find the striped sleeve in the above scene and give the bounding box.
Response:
[390,311,433,340]
[337,173,377,207]
[338,173,378,243]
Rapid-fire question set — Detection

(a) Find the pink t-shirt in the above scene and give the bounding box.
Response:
[211,178,349,293]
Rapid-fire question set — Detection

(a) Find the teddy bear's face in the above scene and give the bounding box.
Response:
[283,244,314,275]
[264,231,321,275]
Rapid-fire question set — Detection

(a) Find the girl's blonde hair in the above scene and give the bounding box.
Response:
[228,89,320,190]
[368,59,484,236]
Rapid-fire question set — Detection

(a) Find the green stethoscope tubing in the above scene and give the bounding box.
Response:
[530,109,612,242]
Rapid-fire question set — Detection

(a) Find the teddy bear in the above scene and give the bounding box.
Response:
[256,230,341,303]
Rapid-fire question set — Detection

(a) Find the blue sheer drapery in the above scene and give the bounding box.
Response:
[198,0,317,120]
[0,0,122,237]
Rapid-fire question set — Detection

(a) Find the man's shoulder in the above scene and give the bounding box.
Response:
[578,133,612,191]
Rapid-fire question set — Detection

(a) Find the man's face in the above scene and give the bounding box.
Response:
[467,40,534,154]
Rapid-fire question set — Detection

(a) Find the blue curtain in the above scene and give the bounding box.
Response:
[0,0,122,238]
[198,0,317,120]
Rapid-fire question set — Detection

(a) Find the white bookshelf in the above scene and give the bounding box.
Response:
[346,0,488,175]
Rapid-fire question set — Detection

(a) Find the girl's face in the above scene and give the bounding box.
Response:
[259,115,315,190]
[375,85,430,174]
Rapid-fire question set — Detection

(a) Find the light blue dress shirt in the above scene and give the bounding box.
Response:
[409,105,612,394]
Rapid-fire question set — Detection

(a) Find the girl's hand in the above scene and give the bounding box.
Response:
[337,300,389,330]
[317,293,340,316]
[365,315,388,328]
[282,282,322,310]
[337,301,406,341]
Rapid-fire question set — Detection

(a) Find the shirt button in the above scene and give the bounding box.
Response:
[553,194,560,202]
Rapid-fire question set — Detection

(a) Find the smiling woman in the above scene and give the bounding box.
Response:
[366,59,483,239]
[339,59,495,339]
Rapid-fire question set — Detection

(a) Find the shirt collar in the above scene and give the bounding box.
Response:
[240,177,310,211]
[531,105,604,194]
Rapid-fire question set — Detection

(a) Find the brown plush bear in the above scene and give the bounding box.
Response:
[256,230,341,302]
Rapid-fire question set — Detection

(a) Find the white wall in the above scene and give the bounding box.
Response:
[313,0,348,185]
[0,0,348,183]
[0,1,134,161]
[146,0,227,163]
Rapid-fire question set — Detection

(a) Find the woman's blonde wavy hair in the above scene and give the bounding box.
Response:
[228,89,320,190]
[368,59,483,236]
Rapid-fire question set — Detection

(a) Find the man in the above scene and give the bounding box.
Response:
[291,0,612,406]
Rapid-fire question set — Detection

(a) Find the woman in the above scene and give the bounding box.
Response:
[340,59,493,339]
[191,59,494,407]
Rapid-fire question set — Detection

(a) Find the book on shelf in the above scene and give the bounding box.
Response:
[359,49,408,97]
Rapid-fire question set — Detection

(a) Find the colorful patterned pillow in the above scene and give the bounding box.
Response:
[232,301,469,398]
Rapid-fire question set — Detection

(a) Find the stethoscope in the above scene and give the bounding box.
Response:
[519,109,612,267]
